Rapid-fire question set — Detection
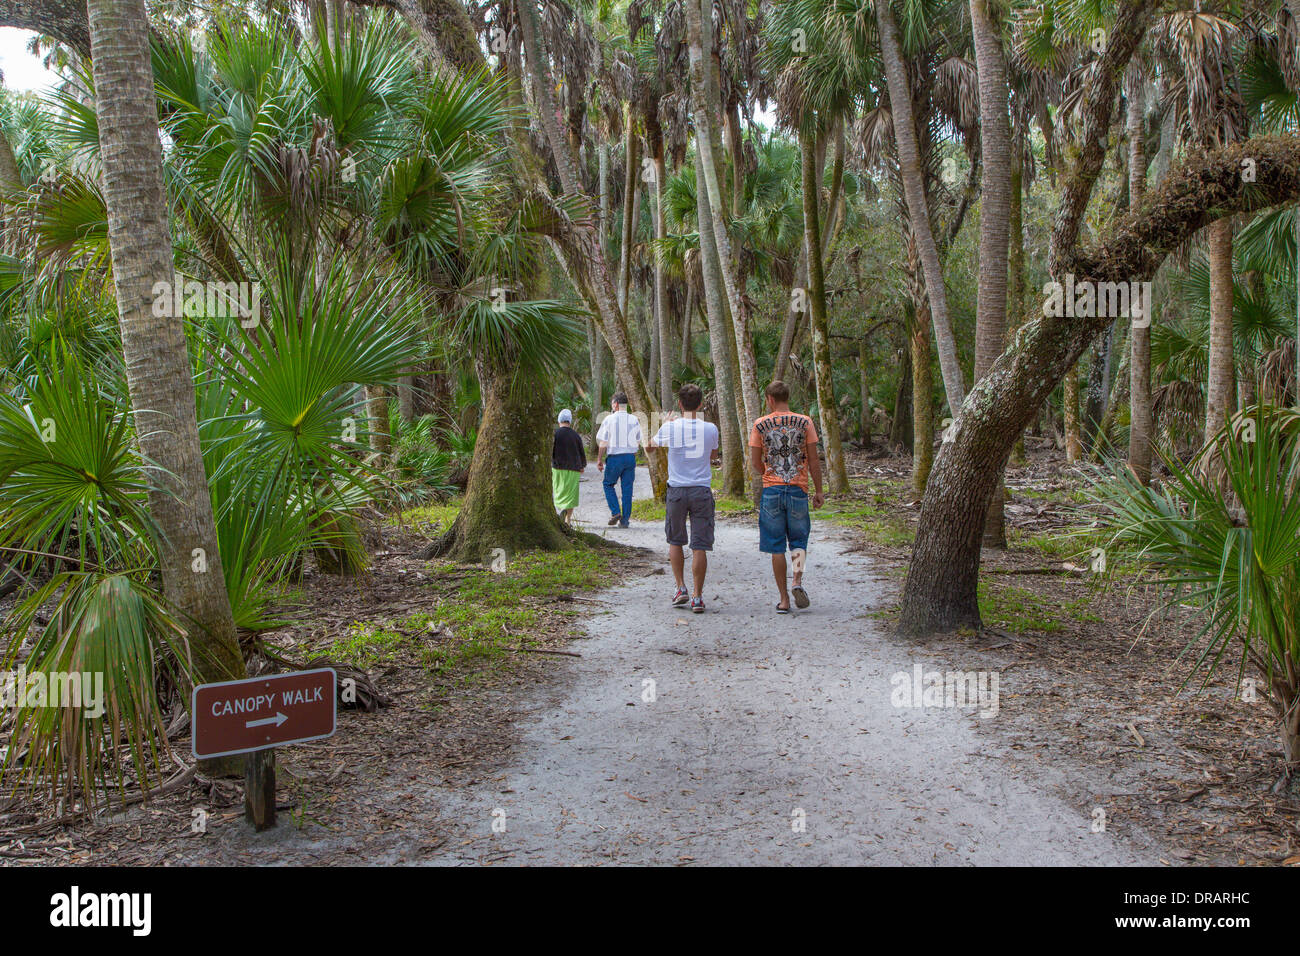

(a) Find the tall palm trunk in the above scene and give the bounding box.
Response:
[800,126,849,493]
[1204,217,1236,442]
[515,0,666,494]
[906,235,935,495]
[775,245,809,383]
[86,0,242,684]
[684,0,762,436]
[653,149,672,408]
[970,0,1013,548]
[1126,73,1153,483]
[775,124,845,382]
[0,126,20,253]
[1008,123,1028,465]
[696,161,745,496]
[618,113,639,316]
[874,0,966,414]
[858,341,870,441]
[1063,365,1083,462]
[366,385,390,457]
[592,141,611,450]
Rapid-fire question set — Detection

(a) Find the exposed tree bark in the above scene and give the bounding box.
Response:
[775,121,845,383]
[87,0,242,683]
[592,141,611,450]
[422,365,570,561]
[1063,365,1083,462]
[1008,123,1028,466]
[618,112,639,315]
[351,0,483,74]
[970,0,1013,548]
[800,126,849,493]
[725,99,744,217]
[696,160,745,496]
[874,0,966,414]
[651,143,672,409]
[1204,216,1236,442]
[0,0,92,57]
[365,385,390,457]
[397,376,415,423]
[419,22,594,556]
[0,125,21,253]
[1126,71,1153,484]
[774,245,808,383]
[910,301,935,497]
[899,0,1170,633]
[904,233,934,493]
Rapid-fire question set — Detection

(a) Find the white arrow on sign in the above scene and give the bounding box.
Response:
[246,712,288,729]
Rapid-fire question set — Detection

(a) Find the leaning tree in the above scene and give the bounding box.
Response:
[897,0,1300,634]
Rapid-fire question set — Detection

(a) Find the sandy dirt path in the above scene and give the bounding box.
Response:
[420,467,1160,865]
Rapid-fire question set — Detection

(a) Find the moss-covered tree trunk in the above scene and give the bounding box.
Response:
[423,363,569,562]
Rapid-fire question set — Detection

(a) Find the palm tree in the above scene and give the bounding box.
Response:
[762,0,881,493]
[514,0,669,495]
[969,0,1014,547]
[85,0,242,685]
[1154,9,1245,443]
[683,0,764,474]
[873,0,967,415]
[1126,65,1154,483]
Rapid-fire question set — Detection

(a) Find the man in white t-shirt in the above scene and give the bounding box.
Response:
[648,383,720,613]
[596,392,643,527]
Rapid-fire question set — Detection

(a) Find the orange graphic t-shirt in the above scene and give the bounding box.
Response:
[749,412,819,489]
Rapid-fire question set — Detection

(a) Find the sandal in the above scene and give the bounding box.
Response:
[791,585,810,609]
[776,603,790,614]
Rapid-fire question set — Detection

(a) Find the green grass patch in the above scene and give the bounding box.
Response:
[977,582,1100,633]
[326,547,611,680]
[820,495,915,548]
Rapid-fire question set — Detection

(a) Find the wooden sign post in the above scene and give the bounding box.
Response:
[192,668,337,832]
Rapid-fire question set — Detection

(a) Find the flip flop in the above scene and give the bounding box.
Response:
[791,585,810,609]
[776,604,790,614]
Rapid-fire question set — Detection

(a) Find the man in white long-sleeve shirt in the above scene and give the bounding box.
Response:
[596,392,642,527]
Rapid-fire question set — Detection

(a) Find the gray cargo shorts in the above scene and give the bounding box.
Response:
[664,485,715,551]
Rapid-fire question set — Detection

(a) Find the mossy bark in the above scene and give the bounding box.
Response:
[422,365,571,563]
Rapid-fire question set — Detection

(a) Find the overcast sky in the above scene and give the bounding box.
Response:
[0,28,58,93]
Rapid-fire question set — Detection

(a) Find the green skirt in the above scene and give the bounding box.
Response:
[552,468,580,511]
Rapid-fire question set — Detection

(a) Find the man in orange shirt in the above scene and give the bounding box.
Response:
[748,381,824,613]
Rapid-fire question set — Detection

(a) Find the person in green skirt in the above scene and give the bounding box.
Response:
[551,408,586,525]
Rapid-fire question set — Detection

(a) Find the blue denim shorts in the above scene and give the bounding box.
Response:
[759,485,810,554]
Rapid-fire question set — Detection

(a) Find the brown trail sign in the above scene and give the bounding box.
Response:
[191,668,337,831]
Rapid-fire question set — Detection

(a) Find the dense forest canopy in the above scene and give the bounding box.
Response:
[0,0,1298,840]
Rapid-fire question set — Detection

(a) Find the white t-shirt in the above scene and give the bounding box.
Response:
[597,408,642,455]
[652,416,719,488]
